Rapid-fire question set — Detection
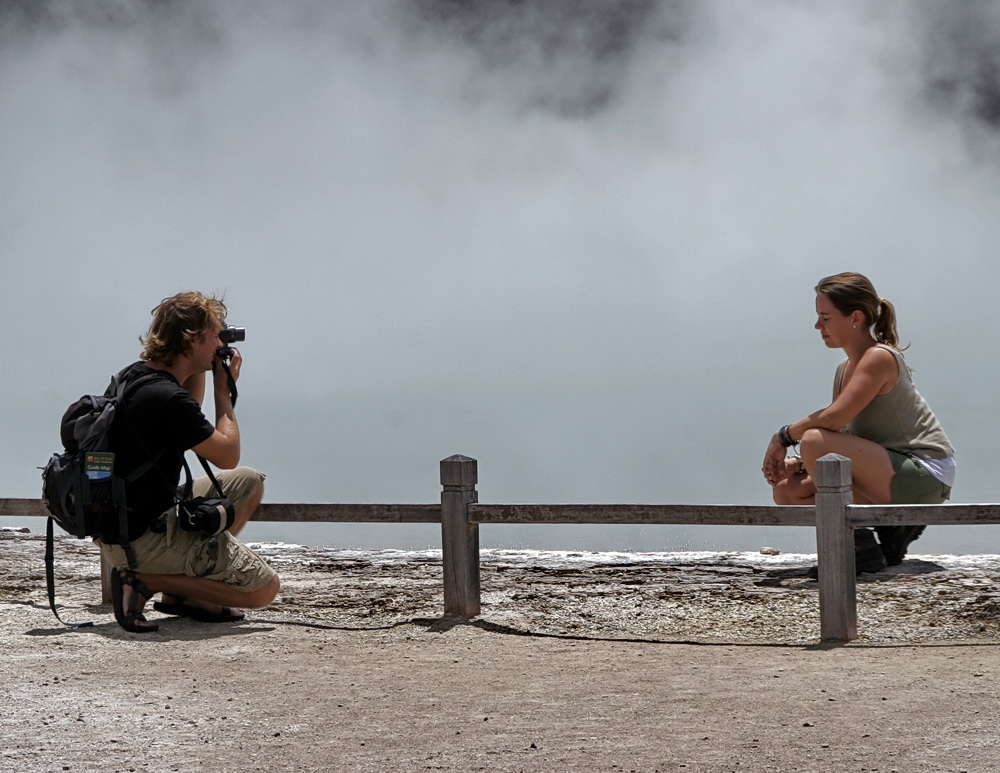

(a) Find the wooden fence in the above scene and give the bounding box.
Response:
[5,453,999,642]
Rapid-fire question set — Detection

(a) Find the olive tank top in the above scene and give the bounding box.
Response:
[834,344,954,460]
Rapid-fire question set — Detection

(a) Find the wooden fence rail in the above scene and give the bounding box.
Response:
[4,453,1000,642]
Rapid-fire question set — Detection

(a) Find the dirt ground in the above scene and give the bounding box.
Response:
[2,527,1000,773]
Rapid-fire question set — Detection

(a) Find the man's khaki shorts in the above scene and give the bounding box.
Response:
[98,466,277,594]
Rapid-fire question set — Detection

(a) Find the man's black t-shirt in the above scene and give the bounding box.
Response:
[108,362,215,539]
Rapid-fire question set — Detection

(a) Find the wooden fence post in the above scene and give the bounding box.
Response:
[101,554,112,603]
[815,453,857,642]
[440,455,480,618]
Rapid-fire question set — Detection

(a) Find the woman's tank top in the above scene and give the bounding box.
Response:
[835,344,954,460]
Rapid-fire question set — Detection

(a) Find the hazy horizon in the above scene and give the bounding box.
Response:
[3,1,1000,553]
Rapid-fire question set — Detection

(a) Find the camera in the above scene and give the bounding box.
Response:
[217,325,245,360]
[178,496,235,536]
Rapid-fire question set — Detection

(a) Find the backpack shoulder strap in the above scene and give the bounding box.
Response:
[110,369,161,400]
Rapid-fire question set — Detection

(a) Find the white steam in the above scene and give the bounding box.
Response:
[2,1,999,551]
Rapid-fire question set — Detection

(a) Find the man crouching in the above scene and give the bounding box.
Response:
[97,291,279,632]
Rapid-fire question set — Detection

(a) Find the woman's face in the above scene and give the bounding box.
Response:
[814,293,858,348]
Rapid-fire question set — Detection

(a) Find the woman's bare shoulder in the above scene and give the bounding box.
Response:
[863,344,901,365]
[860,344,902,389]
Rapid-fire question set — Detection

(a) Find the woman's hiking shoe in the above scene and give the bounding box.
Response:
[806,555,887,579]
[806,528,887,578]
[875,525,926,566]
[855,528,889,573]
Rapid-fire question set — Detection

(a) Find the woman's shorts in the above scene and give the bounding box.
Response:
[98,466,277,594]
[887,450,952,505]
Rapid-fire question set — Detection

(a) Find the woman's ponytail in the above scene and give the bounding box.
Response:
[872,297,901,349]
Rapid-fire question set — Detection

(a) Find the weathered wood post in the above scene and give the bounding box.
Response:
[101,555,112,603]
[440,454,480,618]
[815,453,857,642]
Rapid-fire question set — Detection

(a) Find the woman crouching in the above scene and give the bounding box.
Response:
[762,272,955,574]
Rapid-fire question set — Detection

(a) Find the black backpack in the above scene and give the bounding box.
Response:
[40,371,163,627]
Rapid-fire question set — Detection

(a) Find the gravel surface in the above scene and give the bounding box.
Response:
[3,527,1000,772]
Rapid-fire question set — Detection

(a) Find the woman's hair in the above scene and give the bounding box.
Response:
[140,291,227,365]
[815,272,902,349]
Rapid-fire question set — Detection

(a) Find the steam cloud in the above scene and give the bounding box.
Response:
[2,1,999,551]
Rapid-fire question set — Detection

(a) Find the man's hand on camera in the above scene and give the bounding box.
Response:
[215,347,242,383]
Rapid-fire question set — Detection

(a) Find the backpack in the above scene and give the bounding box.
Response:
[40,371,163,627]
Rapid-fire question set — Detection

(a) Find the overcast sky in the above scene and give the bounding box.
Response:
[3,1,1000,552]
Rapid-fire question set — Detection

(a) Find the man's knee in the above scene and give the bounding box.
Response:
[238,477,264,517]
[247,477,264,506]
[241,574,279,609]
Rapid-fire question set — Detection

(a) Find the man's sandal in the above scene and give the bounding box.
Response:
[153,598,245,623]
[110,569,159,633]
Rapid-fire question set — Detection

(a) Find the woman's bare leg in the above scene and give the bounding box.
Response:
[798,428,895,504]
[772,472,816,505]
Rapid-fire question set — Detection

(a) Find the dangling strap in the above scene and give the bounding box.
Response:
[180,456,194,501]
[113,476,138,571]
[198,455,227,499]
[179,454,227,502]
[45,517,94,628]
[218,358,238,408]
[70,463,88,539]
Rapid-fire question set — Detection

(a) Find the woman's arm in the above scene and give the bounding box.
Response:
[786,346,898,441]
[762,347,898,485]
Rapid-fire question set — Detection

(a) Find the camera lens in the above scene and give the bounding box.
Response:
[219,325,246,344]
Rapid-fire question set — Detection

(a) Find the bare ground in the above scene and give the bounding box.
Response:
[2,528,1000,772]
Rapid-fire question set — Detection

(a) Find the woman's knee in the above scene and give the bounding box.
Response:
[772,479,814,505]
[799,427,832,462]
[772,482,792,505]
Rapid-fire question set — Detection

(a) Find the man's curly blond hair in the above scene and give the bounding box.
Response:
[140,291,228,366]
